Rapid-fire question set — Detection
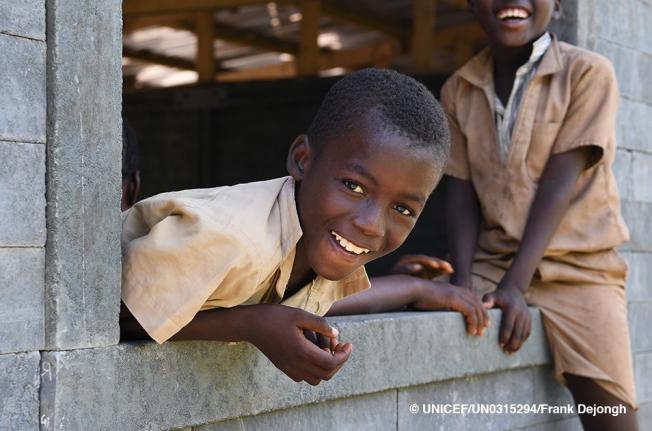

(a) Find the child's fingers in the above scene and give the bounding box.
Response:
[499,311,517,348]
[297,311,339,339]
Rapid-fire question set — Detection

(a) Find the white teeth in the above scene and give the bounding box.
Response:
[497,8,529,20]
[331,231,371,255]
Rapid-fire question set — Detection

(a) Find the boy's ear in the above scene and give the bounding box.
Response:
[286,134,312,182]
[553,0,562,19]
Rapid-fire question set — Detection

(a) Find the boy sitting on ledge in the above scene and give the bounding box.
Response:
[120,68,490,386]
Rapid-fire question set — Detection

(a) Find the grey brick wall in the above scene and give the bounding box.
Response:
[574,0,652,426]
[0,4,46,429]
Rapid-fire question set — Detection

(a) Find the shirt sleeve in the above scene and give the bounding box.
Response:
[440,77,472,180]
[551,56,619,169]
[121,195,252,344]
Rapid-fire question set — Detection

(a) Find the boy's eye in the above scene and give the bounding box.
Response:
[394,204,414,217]
[343,180,364,194]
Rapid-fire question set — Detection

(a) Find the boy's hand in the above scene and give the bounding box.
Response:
[246,304,352,385]
[482,285,532,354]
[411,281,491,336]
[392,254,454,280]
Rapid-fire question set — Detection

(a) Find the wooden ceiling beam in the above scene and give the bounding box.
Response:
[196,12,217,82]
[412,0,437,72]
[123,47,197,70]
[123,0,290,16]
[319,2,409,45]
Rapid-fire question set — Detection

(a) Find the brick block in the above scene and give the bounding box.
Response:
[617,99,652,154]
[0,141,46,246]
[0,248,44,354]
[622,252,652,302]
[0,352,40,431]
[621,201,652,252]
[197,391,397,431]
[0,34,45,143]
[0,1,45,40]
[44,0,122,349]
[635,352,652,403]
[397,367,576,430]
[628,302,652,354]
[39,310,550,430]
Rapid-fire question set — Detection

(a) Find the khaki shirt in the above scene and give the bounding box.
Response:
[121,176,370,343]
[442,37,630,286]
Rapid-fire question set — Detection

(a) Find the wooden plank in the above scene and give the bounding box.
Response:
[320,2,408,46]
[196,12,217,82]
[123,46,196,70]
[297,0,320,76]
[123,0,278,15]
[412,0,436,73]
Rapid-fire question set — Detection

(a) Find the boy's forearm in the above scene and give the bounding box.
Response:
[326,275,424,316]
[120,305,259,343]
[446,177,481,286]
[503,148,590,291]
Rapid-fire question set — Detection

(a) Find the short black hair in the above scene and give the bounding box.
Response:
[122,118,139,180]
[307,68,450,171]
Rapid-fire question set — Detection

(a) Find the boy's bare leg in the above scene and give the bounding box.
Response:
[564,373,638,431]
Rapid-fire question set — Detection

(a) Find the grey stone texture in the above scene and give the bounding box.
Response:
[621,201,652,253]
[44,0,123,350]
[617,98,652,154]
[398,367,575,431]
[0,141,46,247]
[0,352,40,431]
[513,416,582,431]
[628,302,652,354]
[0,34,46,144]
[613,150,652,203]
[197,390,397,431]
[0,248,44,354]
[622,252,652,302]
[635,352,652,403]
[0,1,45,41]
[638,402,652,431]
[39,309,550,430]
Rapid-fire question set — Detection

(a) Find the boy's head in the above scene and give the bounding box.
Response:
[469,0,561,47]
[122,119,140,211]
[286,68,450,281]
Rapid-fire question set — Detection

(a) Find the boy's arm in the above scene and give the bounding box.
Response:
[445,177,482,288]
[326,275,490,336]
[489,146,593,353]
[121,303,351,386]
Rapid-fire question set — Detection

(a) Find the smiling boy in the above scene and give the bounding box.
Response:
[427,0,638,429]
[120,68,489,386]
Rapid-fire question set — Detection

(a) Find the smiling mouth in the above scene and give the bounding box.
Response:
[330,230,372,255]
[496,7,531,21]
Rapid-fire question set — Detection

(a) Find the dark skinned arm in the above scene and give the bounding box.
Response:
[487,146,593,354]
[326,274,490,336]
[120,303,351,386]
[446,177,482,288]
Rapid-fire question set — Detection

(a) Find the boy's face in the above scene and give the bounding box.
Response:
[289,117,440,281]
[469,0,560,47]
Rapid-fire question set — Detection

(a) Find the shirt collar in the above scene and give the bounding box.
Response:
[458,32,561,88]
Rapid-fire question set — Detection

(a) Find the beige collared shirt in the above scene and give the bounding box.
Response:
[121,176,370,343]
[494,32,551,164]
[442,37,630,286]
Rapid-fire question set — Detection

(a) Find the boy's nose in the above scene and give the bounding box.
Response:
[352,201,385,239]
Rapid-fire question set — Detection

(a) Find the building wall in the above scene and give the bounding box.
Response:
[572,0,652,422]
[0,2,46,429]
[0,1,650,430]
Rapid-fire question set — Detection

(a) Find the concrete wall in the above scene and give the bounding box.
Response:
[569,0,652,424]
[0,0,650,430]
